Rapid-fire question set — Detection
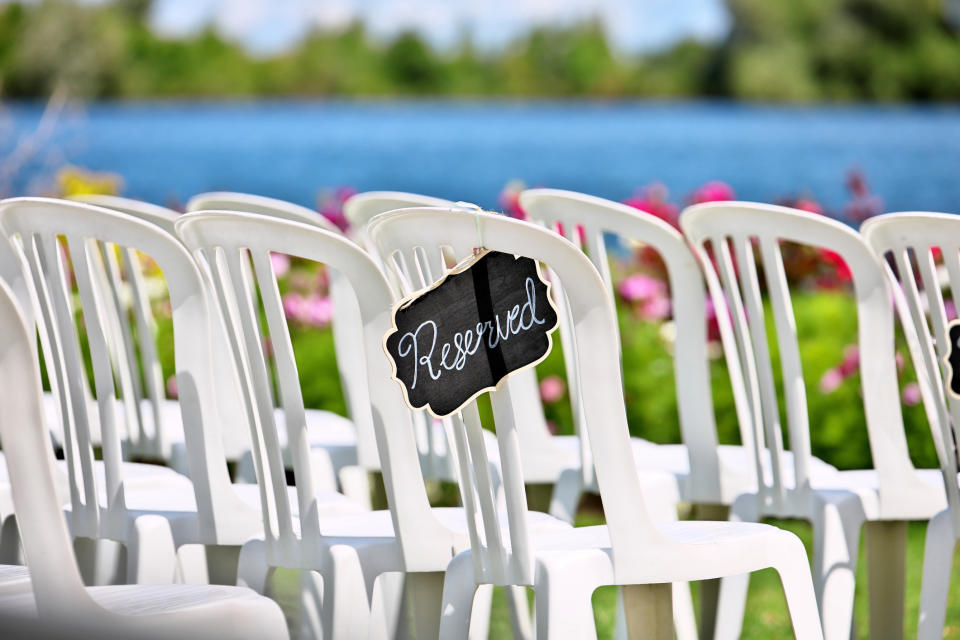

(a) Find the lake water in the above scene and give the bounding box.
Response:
[4,99,960,218]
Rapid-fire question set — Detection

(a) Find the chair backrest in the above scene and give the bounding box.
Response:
[862,212,960,530]
[67,194,180,458]
[369,207,665,585]
[0,197,257,542]
[681,202,932,515]
[187,192,339,231]
[185,192,377,469]
[342,191,473,478]
[0,278,100,619]
[343,191,455,251]
[175,211,453,569]
[520,189,757,504]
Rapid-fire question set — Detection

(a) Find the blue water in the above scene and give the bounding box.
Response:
[4,99,960,217]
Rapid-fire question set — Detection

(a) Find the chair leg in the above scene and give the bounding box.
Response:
[622,583,673,640]
[918,509,957,640]
[671,581,697,640]
[865,520,907,640]
[0,514,23,564]
[811,491,865,640]
[319,545,372,640]
[338,465,372,511]
[74,536,125,586]
[407,571,445,639]
[370,572,408,640]
[440,553,479,640]
[713,494,758,640]
[548,468,583,524]
[125,515,177,584]
[692,504,730,639]
[466,584,492,640]
[505,585,534,640]
[534,560,600,640]
[771,533,824,640]
[176,543,210,584]
[237,539,271,593]
[299,569,326,640]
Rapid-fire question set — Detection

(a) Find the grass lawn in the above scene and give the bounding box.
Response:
[268,487,960,639]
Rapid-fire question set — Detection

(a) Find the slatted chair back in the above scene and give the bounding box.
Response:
[176,210,452,569]
[0,278,101,619]
[681,202,932,515]
[186,193,378,470]
[862,212,960,530]
[520,189,757,503]
[0,197,256,542]
[369,207,666,585]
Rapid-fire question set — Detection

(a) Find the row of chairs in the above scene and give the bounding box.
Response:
[0,188,953,639]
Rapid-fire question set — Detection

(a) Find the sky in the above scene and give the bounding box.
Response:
[147,0,732,57]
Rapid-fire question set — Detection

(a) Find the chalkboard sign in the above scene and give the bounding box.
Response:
[946,320,960,398]
[384,250,559,418]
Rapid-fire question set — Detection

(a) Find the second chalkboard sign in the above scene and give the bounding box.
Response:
[384,250,559,418]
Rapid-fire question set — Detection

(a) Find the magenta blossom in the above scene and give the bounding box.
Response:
[689,180,735,205]
[641,295,672,321]
[624,183,679,228]
[307,296,334,327]
[619,273,666,302]
[540,376,566,403]
[270,252,291,278]
[901,382,921,407]
[166,375,178,399]
[499,180,527,219]
[819,368,844,393]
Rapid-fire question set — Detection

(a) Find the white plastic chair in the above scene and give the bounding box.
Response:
[344,191,507,485]
[369,201,704,636]
[367,206,822,639]
[0,197,361,586]
[176,210,573,639]
[0,278,290,640]
[187,192,373,505]
[520,189,844,519]
[681,201,948,640]
[861,212,960,640]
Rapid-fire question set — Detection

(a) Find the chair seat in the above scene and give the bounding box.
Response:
[121,483,361,518]
[317,507,571,538]
[153,398,356,461]
[0,565,30,596]
[0,583,287,638]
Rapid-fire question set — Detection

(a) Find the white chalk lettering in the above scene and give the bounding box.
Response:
[395,277,548,388]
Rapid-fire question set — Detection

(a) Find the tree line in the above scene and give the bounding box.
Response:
[1,0,958,102]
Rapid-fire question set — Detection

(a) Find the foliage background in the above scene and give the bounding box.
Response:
[2,0,960,101]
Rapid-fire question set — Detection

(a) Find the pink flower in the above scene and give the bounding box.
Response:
[945,300,957,321]
[283,292,307,321]
[546,420,559,435]
[499,180,527,219]
[166,375,178,399]
[819,368,843,393]
[619,273,666,302]
[795,199,824,215]
[624,183,679,228]
[837,344,860,377]
[689,181,735,205]
[641,295,672,321]
[270,252,290,278]
[540,376,566,403]
[819,249,852,283]
[901,382,921,407]
[307,296,333,328]
[844,169,884,222]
